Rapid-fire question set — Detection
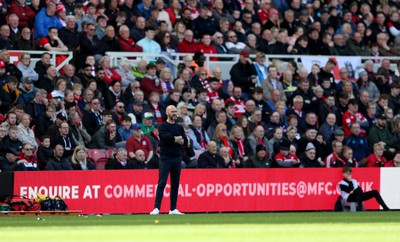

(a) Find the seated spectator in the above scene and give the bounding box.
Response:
[5,125,23,152]
[141,112,155,135]
[189,115,209,152]
[229,50,257,95]
[17,53,39,83]
[390,152,400,167]
[117,116,133,142]
[177,29,198,53]
[365,142,393,167]
[17,114,38,149]
[99,55,121,86]
[16,143,38,171]
[104,80,124,110]
[70,146,95,170]
[325,140,346,168]
[37,27,68,52]
[137,26,161,61]
[368,113,396,154]
[100,25,121,53]
[0,147,29,171]
[126,123,154,164]
[105,148,138,170]
[245,144,271,168]
[345,122,371,162]
[118,25,143,53]
[45,143,73,170]
[230,125,252,164]
[2,76,20,108]
[17,77,37,106]
[130,149,149,169]
[68,111,91,148]
[37,135,53,170]
[15,26,34,50]
[87,120,118,150]
[198,141,225,168]
[0,25,16,50]
[53,121,77,158]
[141,64,162,97]
[58,15,80,52]
[300,143,324,168]
[274,140,300,167]
[34,53,51,80]
[341,146,359,168]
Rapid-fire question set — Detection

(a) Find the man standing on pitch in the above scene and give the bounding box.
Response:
[150,105,188,215]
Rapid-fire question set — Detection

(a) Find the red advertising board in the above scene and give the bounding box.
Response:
[13,168,381,214]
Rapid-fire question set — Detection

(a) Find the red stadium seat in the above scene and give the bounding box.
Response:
[95,158,108,170]
[105,148,117,158]
[87,149,106,163]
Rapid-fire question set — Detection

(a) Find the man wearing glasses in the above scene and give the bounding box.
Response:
[17,144,39,171]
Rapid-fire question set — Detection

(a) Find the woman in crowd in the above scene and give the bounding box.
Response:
[99,55,121,86]
[213,123,241,167]
[116,58,136,91]
[71,146,95,170]
[366,142,392,167]
[230,125,252,164]
[176,101,191,125]
[17,113,38,149]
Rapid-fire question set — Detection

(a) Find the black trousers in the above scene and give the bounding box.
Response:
[154,155,182,211]
[347,187,389,211]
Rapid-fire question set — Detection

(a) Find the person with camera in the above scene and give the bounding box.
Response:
[229,50,257,98]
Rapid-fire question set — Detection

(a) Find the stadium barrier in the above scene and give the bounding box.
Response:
[9,50,73,73]
[9,168,398,214]
[106,52,400,81]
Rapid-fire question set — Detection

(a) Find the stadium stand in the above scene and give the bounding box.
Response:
[0,0,400,173]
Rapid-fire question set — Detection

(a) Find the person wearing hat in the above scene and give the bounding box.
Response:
[338,166,390,211]
[16,76,36,106]
[299,142,324,168]
[274,139,299,167]
[342,98,368,137]
[128,99,144,124]
[0,147,27,171]
[229,49,257,96]
[126,123,154,162]
[368,113,396,154]
[245,144,271,168]
[45,112,67,141]
[141,112,155,135]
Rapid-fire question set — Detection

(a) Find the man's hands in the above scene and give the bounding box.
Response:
[174,136,184,145]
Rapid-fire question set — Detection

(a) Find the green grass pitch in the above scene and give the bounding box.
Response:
[1,212,400,241]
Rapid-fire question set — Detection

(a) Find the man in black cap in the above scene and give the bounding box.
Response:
[17,77,36,106]
[342,98,368,137]
[274,139,299,167]
[229,49,258,96]
[0,148,27,171]
[338,166,389,211]
[130,99,144,124]
[368,113,396,154]
[245,144,271,168]
[46,112,67,141]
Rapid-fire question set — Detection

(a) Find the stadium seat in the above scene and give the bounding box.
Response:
[87,149,107,163]
[95,158,108,170]
[105,148,117,158]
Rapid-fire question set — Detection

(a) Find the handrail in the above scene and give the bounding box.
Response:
[9,50,73,73]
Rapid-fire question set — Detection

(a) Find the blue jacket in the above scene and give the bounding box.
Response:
[345,134,371,161]
[34,8,63,40]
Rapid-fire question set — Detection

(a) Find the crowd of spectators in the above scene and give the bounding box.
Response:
[1,0,400,172]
